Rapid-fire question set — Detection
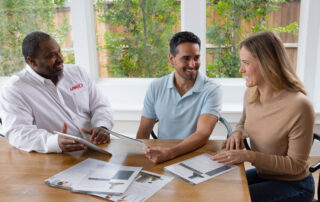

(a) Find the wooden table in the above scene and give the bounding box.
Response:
[0,138,251,202]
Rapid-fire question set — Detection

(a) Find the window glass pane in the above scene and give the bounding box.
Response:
[95,0,180,78]
[206,0,300,78]
[0,0,73,76]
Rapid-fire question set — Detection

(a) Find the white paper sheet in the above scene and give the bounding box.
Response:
[94,170,173,202]
[45,159,172,202]
[163,153,237,185]
[45,158,141,195]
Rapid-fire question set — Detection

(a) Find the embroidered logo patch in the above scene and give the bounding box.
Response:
[70,83,83,91]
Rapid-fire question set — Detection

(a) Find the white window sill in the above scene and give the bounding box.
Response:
[2,76,320,124]
[96,77,246,122]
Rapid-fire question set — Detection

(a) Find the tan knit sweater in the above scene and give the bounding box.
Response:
[235,88,315,181]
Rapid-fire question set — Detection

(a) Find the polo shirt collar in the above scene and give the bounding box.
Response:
[167,71,175,89]
[167,71,205,93]
[192,72,205,92]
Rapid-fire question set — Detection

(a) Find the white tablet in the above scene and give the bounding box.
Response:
[54,131,112,155]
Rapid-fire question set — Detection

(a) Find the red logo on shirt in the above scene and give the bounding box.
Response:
[70,83,83,91]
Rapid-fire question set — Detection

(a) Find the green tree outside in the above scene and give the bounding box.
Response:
[95,0,180,78]
[0,0,73,76]
[206,0,299,78]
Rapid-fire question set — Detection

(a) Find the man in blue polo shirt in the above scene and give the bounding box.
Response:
[136,31,223,163]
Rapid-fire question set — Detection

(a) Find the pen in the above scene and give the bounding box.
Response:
[88,177,110,181]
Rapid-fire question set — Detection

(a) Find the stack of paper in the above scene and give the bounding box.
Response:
[45,158,173,202]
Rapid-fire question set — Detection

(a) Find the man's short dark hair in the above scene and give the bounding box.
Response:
[169,31,201,56]
[22,31,52,63]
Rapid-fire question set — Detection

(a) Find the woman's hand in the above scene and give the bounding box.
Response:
[222,131,245,150]
[211,150,256,165]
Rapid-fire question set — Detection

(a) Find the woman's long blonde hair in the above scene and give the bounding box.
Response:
[240,31,306,104]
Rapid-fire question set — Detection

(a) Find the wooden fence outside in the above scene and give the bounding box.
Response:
[54,0,300,77]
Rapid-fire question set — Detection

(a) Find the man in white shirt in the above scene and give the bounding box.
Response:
[0,31,114,153]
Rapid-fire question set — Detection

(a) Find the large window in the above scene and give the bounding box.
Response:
[0,0,73,76]
[1,0,319,138]
[0,0,299,79]
[94,0,180,78]
[206,0,300,78]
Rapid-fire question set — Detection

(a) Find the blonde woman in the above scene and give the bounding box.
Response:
[212,31,315,202]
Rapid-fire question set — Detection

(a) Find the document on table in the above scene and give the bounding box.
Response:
[45,158,172,201]
[163,153,237,185]
[71,161,142,195]
[94,170,173,202]
[45,158,142,195]
[45,158,100,190]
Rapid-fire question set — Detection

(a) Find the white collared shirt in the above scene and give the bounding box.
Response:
[0,64,113,153]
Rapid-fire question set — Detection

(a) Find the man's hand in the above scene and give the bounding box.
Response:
[143,146,174,164]
[222,131,245,150]
[58,122,87,152]
[81,127,110,145]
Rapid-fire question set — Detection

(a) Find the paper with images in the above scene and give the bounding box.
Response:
[45,158,142,195]
[93,170,174,202]
[163,153,238,185]
[45,158,105,190]
[71,161,142,195]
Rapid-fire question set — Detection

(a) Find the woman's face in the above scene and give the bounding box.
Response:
[239,47,265,88]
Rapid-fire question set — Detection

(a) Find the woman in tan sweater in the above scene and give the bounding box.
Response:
[211,31,315,202]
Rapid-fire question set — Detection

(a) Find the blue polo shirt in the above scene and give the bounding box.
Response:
[142,72,223,139]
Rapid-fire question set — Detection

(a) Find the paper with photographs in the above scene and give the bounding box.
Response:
[71,161,141,195]
[45,158,141,195]
[45,158,99,190]
[163,153,237,185]
[94,170,173,202]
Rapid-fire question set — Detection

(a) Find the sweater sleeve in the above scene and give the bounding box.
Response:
[253,97,315,176]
